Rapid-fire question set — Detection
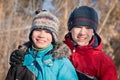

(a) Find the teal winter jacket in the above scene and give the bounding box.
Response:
[23,44,78,80]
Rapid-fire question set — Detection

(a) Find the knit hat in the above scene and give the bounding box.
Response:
[29,10,60,43]
[68,6,98,31]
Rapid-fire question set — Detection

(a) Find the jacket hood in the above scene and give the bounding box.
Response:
[17,41,71,59]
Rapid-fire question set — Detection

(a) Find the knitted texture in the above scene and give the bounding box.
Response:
[29,11,60,43]
[68,6,98,31]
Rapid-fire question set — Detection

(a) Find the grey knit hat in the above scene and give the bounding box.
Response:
[29,10,60,43]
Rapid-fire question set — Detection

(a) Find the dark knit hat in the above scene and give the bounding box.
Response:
[29,10,60,43]
[68,6,98,31]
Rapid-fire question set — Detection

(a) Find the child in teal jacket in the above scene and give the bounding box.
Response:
[23,44,77,80]
[6,10,78,80]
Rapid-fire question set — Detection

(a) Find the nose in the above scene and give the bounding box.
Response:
[37,30,46,37]
[80,27,87,34]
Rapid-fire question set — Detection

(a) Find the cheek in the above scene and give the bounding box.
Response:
[46,34,53,42]
[31,33,38,40]
[48,36,53,42]
[31,34,35,40]
[32,31,39,36]
[71,32,78,41]
[70,29,79,37]
[88,30,94,36]
[87,31,94,40]
[31,36,37,44]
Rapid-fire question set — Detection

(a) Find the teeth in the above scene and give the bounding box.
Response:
[78,36,86,39]
[78,37,85,39]
[38,41,44,42]
[36,39,45,42]
[80,38,85,39]
[38,40,45,42]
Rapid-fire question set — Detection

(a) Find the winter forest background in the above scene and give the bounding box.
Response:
[0,0,120,80]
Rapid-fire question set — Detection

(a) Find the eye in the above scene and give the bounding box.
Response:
[75,26,82,28]
[35,29,41,31]
[44,30,51,33]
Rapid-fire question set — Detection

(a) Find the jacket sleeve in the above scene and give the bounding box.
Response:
[5,66,17,80]
[5,65,36,80]
[57,58,78,80]
[97,53,118,80]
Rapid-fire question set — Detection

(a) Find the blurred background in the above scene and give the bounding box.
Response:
[0,0,120,80]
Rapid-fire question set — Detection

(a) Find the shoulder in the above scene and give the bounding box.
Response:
[54,57,73,68]
[100,52,115,65]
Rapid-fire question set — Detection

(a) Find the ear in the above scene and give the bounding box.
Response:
[69,31,71,33]
[92,32,94,36]
[92,30,95,36]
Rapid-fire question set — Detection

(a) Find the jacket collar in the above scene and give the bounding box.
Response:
[64,32,102,52]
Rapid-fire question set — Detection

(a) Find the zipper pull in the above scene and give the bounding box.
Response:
[73,48,76,53]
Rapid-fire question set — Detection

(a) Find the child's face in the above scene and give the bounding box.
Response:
[70,26,94,46]
[31,29,52,49]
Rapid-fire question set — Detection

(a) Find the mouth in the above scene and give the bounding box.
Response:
[77,36,87,40]
[36,38,46,43]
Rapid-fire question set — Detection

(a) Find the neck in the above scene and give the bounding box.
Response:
[32,44,51,51]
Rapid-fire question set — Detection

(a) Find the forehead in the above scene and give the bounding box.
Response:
[70,26,94,32]
[33,29,51,34]
[74,25,93,29]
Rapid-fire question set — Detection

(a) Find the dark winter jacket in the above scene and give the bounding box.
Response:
[6,42,78,80]
[64,33,118,80]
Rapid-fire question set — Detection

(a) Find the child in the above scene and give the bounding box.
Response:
[6,10,78,80]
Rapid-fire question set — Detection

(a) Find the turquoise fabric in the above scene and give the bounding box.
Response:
[23,44,78,80]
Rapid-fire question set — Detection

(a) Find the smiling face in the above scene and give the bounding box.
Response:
[31,29,52,49]
[70,26,94,46]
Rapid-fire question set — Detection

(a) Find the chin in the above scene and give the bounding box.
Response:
[35,45,45,49]
[77,42,88,46]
